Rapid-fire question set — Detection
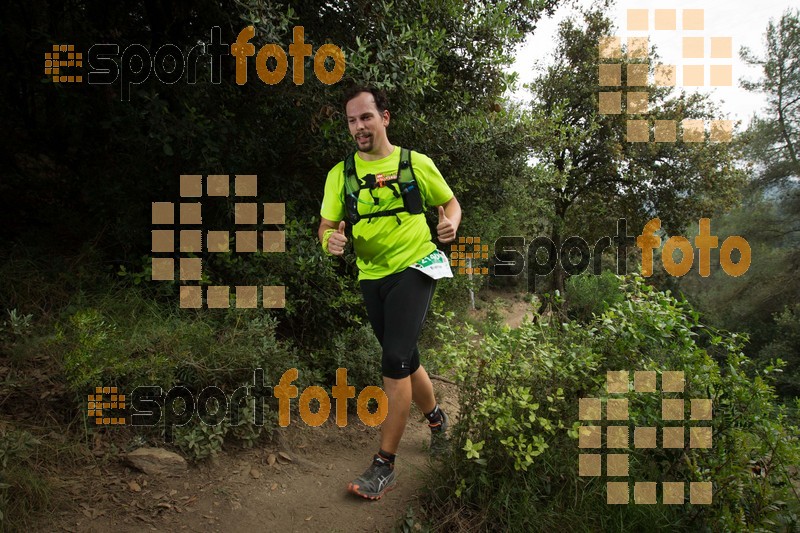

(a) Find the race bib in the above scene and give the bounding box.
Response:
[409,249,453,280]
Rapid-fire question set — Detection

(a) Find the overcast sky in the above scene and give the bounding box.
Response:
[509,0,797,127]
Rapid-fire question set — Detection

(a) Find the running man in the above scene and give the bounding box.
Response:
[318,86,461,500]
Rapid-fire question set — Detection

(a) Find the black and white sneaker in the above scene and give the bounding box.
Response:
[347,455,397,500]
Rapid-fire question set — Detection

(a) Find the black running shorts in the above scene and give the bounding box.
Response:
[359,267,436,379]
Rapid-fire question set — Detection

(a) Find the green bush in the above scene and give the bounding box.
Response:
[566,270,624,322]
[426,276,800,531]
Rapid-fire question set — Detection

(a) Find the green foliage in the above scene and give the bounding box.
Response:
[759,304,800,397]
[741,8,800,187]
[678,192,800,397]
[172,419,227,462]
[0,429,51,530]
[323,325,382,391]
[527,7,746,295]
[566,270,624,322]
[425,276,800,531]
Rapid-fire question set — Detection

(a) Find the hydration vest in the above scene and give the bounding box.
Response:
[343,147,424,230]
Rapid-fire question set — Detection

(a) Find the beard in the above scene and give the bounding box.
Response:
[354,132,374,153]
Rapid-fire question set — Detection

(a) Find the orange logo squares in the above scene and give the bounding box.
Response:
[634,482,656,504]
[180,203,202,225]
[661,371,685,392]
[236,231,259,253]
[654,9,676,30]
[626,64,649,87]
[682,120,705,143]
[599,92,622,115]
[627,9,649,31]
[179,230,202,253]
[235,203,258,225]
[88,386,126,425]
[710,120,733,142]
[682,37,705,59]
[606,426,629,448]
[206,286,230,308]
[151,258,174,281]
[206,231,230,252]
[690,482,712,504]
[579,369,713,505]
[662,426,684,448]
[710,65,732,87]
[634,371,656,392]
[263,286,285,308]
[179,258,202,281]
[599,37,621,59]
[579,453,601,476]
[654,120,677,143]
[607,482,629,504]
[151,230,174,253]
[627,93,649,115]
[607,454,629,476]
[207,175,229,196]
[579,425,602,448]
[683,9,704,31]
[627,37,649,59]
[152,202,174,224]
[654,65,676,87]
[235,286,258,308]
[634,427,657,448]
[264,203,286,224]
[263,231,286,252]
[579,397,602,420]
[180,286,202,308]
[180,175,203,197]
[710,37,732,59]
[626,120,649,143]
[235,174,258,196]
[662,398,684,420]
[683,65,704,86]
[606,399,629,420]
[44,44,83,83]
[599,64,621,86]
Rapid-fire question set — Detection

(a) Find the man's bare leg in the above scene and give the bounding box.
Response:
[380,376,412,454]
[411,365,436,414]
[379,365,438,454]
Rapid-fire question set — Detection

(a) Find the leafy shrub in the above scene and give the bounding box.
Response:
[566,270,624,322]
[426,276,800,531]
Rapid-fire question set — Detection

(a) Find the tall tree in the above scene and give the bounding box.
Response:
[741,8,800,188]
[679,10,800,396]
[527,6,745,296]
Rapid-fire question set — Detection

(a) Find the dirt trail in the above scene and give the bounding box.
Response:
[39,382,457,533]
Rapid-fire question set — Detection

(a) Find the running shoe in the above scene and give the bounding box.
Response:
[347,455,397,500]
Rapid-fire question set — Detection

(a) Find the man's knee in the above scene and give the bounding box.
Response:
[381,348,414,379]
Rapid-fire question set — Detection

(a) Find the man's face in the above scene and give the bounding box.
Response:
[345,92,390,154]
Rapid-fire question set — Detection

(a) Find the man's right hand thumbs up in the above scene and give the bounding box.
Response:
[328,221,348,256]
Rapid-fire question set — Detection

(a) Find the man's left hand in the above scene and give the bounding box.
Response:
[436,206,456,243]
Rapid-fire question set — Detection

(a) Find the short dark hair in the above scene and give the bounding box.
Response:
[342,85,389,114]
